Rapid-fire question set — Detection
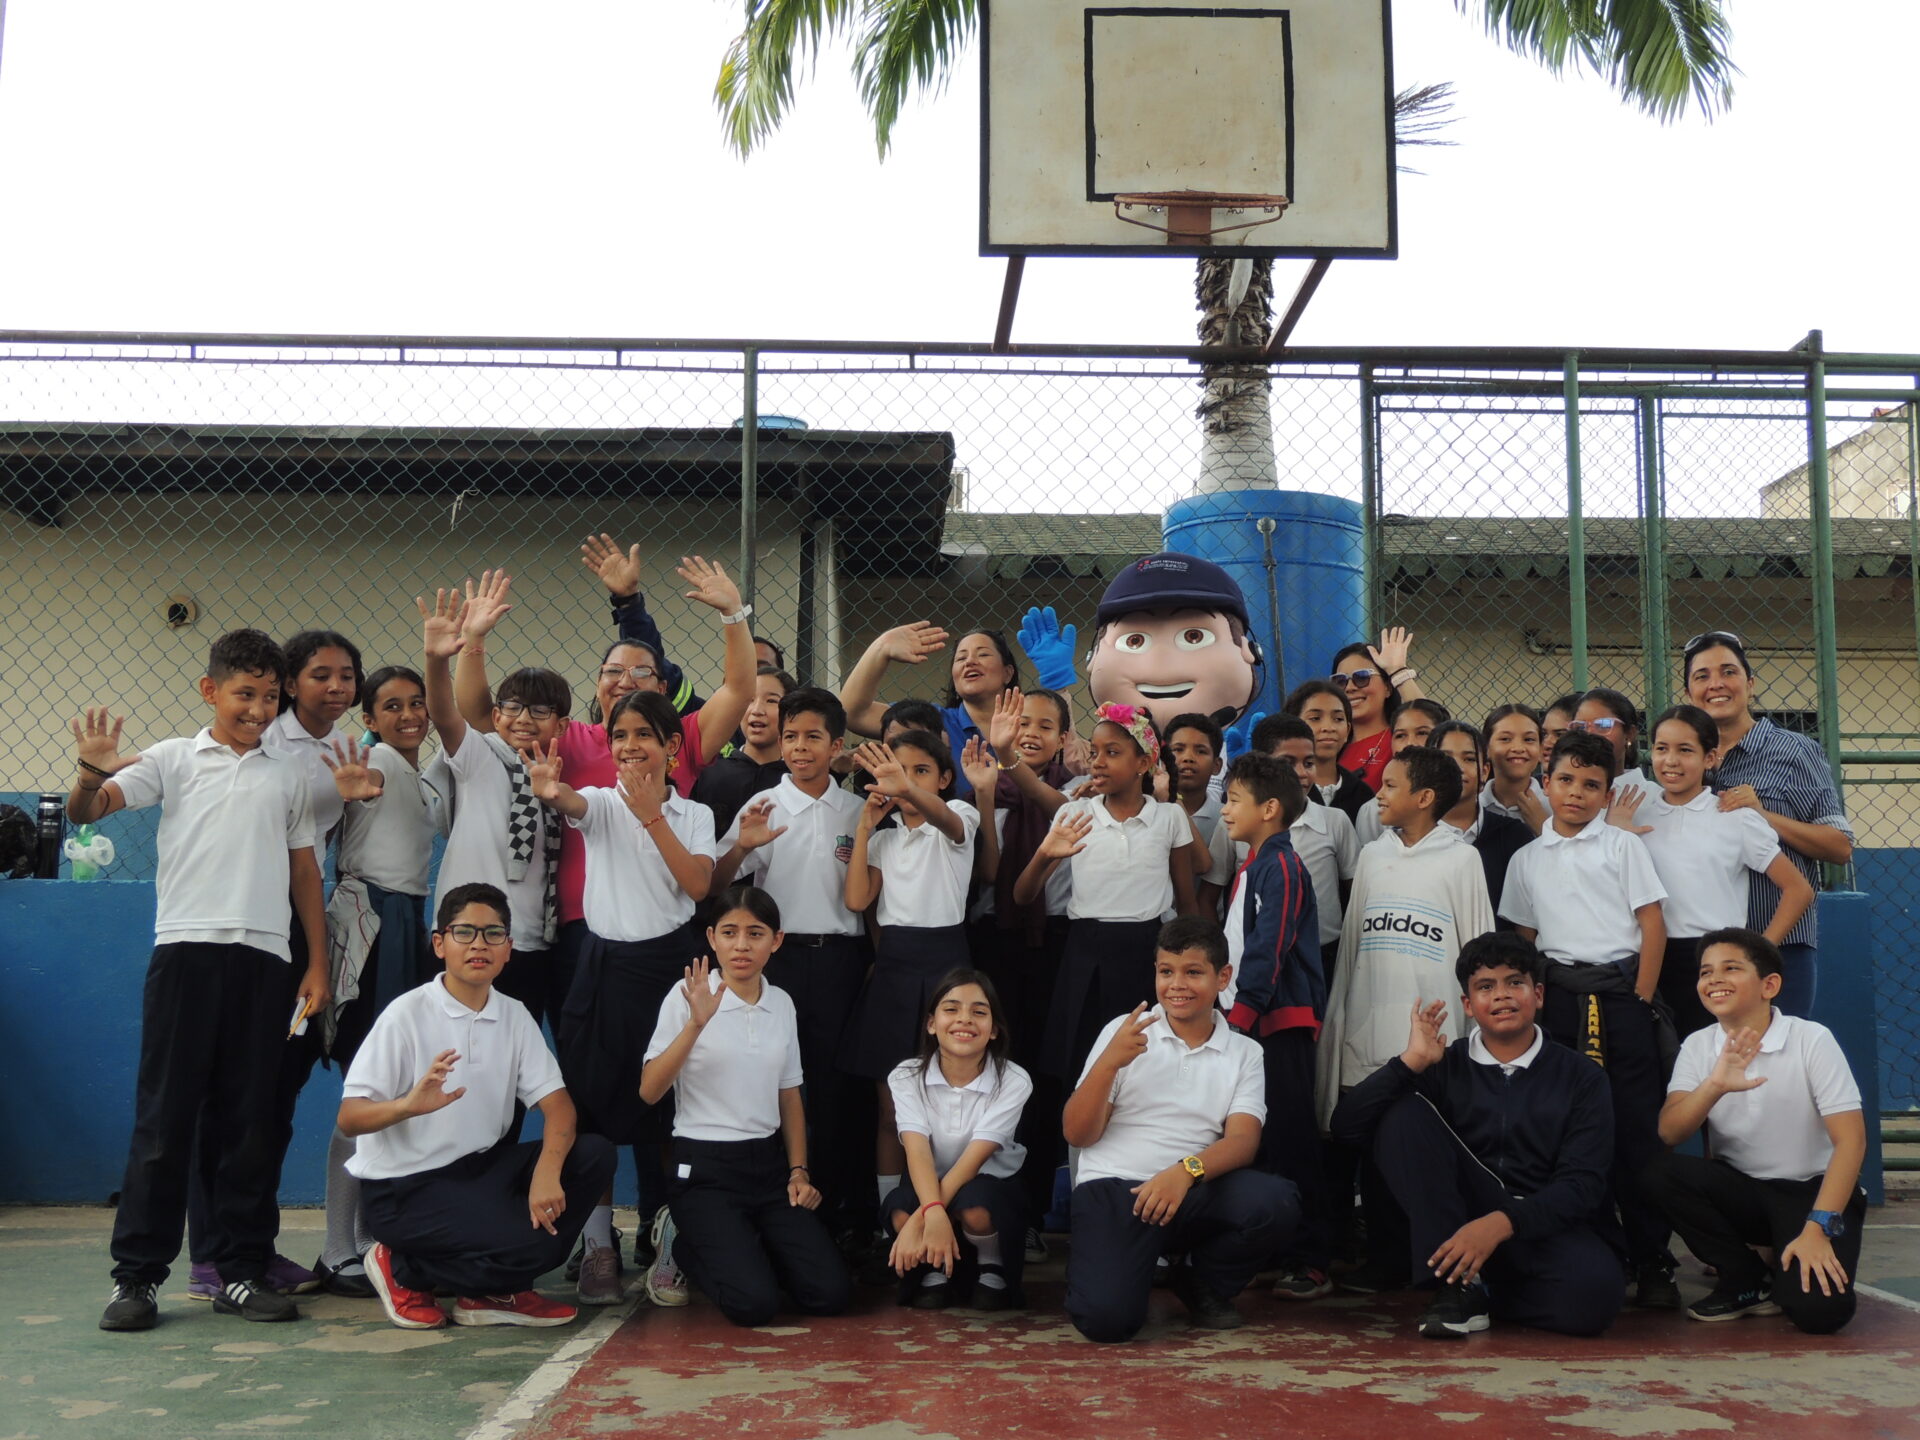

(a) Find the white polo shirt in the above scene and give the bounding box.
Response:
[570,787,719,943]
[1467,1025,1545,1076]
[264,709,350,850]
[1354,794,1385,848]
[722,776,865,935]
[343,976,563,1180]
[1058,794,1193,923]
[1292,800,1360,945]
[867,800,980,929]
[1636,791,1781,939]
[1670,1013,1862,1182]
[645,972,802,1142]
[1499,820,1667,966]
[437,729,553,954]
[1192,795,1236,891]
[1073,1006,1266,1187]
[336,745,448,897]
[889,1056,1031,1179]
[112,729,315,961]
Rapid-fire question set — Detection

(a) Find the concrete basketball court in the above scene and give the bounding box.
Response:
[5,1189,1919,1440]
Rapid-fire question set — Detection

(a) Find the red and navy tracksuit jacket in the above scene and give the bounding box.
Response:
[1224,831,1326,1037]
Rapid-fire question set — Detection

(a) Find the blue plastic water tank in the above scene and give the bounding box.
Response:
[1162,490,1366,721]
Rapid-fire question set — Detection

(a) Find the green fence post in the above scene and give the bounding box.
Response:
[1564,354,1590,691]
[1359,364,1378,636]
[740,346,759,608]
[1804,334,1846,804]
[1637,394,1671,715]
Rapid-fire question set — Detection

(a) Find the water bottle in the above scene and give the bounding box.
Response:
[34,793,64,879]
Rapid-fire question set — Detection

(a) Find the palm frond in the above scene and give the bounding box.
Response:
[1459,0,1735,121]
[853,0,977,158]
[1393,81,1458,174]
[714,0,862,157]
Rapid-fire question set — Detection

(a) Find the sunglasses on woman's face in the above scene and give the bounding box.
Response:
[1569,718,1624,734]
[1331,669,1380,690]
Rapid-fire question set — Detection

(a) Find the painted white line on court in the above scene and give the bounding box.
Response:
[462,1294,641,1440]
[1858,1282,1920,1315]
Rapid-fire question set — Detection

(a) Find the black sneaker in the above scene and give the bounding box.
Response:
[1686,1284,1782,1322]
[100,1280,159,1331]
[565,1226,623,1283]
[971,1265,1022,1312]
[1633,1260,1683,1311]
[1418,1280,1491,1340]
[1022,1227,1050,1264]
[212,1278,300,1323]
[1168,1261,1244,1331]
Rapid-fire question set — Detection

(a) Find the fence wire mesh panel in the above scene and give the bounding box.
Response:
[0,335,1915,1107]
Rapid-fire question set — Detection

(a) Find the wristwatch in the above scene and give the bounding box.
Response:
[1180,1155,1206,1183]
[1808,1209,1846,1238]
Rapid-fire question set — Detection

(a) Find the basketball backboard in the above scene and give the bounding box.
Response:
[981,0,1396,259]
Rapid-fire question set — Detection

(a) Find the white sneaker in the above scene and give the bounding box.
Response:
[645,1206,689,1307]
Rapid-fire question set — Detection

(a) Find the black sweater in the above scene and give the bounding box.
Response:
[1329,1034,1615,1242]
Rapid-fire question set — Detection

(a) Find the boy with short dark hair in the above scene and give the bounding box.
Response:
[1500,730,1676,1308]
[710,686,871,1236]
[1062,917,1299,1341]
[692,664,794,834]
[347,883,616,1331]
[1219,753,1331,1299]
[1331,932,1624,1340]
[1261,715,1360,979]
[1165,712,1237,915]
[74,629,330,1331]
[1645,928,1866,1332]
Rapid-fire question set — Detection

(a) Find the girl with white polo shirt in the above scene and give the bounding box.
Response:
[841,730,980,1198]
[1018,703,1207,1084]
[1619,705,1815,1039]
[640,885,851,1327]
[884,968,1033,1311]
[527,689,720,1308]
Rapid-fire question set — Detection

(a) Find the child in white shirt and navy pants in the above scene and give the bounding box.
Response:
[641,885,851,1327]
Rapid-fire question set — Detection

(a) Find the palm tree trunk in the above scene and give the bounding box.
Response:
[1194,255,1277,495]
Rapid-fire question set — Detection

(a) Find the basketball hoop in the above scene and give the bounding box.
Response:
[1112,191,1291,247]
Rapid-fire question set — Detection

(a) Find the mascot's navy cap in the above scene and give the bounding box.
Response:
[1096,552,1249,626]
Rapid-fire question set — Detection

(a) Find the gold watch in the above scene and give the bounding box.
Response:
[1180,1155,1206,1183]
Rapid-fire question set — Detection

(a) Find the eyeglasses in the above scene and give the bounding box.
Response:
[1569,718,1625,734]
[1683,630,1745,653]
[599,665,659,684]
[1330,669,1380,690]
[496,701,558,721]
[441,923,510,946]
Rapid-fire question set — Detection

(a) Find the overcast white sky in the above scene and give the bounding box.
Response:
[1,1,1916,352]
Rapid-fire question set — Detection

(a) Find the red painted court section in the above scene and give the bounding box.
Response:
[524,1281,1920,1440]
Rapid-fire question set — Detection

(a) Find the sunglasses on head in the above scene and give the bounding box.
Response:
[1684,630,1745,653]
[1331,668,1380,689]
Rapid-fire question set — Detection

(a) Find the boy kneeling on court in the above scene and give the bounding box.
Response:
[1644,928,1866,1333]
[1063,917,1299,1342]
[340,883,616,1329]
[1330,931,1625,1340]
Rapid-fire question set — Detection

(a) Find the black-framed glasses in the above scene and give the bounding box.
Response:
[1331,668,1380,690]
[1684,629,1745,653]
[442,923,510,946]
[497,700,558,721]
[599,665,658,684]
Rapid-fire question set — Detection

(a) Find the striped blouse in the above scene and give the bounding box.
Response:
[1710,717,1852,948]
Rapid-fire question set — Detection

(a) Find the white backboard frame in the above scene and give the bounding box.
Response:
[981,0,1397,259]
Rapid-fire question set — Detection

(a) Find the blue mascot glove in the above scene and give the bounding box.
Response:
[1222,710,1266,765]
[1017,606,1080,691]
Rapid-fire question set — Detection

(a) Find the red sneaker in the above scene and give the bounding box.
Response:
[452,1291,579,1328]
[365,1243,447,1330]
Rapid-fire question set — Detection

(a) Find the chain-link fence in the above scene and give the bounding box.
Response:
[2,332,1915,1108]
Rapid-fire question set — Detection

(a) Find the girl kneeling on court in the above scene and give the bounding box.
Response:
[640,885,852,1327]
[885,969,1033,1310]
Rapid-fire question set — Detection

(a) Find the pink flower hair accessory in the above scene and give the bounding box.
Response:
[1093,702,1161,767]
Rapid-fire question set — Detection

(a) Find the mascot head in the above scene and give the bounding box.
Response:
[1085,552,1260,731]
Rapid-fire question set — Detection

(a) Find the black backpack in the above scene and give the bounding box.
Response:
[0,804,36,878]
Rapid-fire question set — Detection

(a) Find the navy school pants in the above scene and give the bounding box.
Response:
[1066,1169,1299,1343]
